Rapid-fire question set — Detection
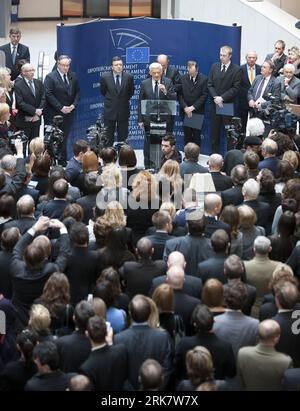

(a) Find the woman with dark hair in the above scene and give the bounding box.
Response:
[98,266,129,312]
[220,205,243,257]
[269,211,296,262]
[118,144,140,191]
[93,280,126,334]
[38,272,74,336]
[257,168,282,227]
[0,194,16,234]
[275,160,295,194]
[99,226,135,269]
[31,153,51,195]
[63,203,84,222]
[0,329,37,391]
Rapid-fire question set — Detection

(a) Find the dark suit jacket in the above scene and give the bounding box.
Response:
[273,311,300,367]
[25,370,75,391]
[0,250,13,299]
[248,75,281,104]
[210,171,232,192]
[204,217,231,238]
[80,344,128,391]
[43,69,80,124]
[76,194,97,225]
[174,290,201,335]
[165,65,182,93]
[100,71,134,121]
[221,185,244,207]
[56,330,91,373]
[239,64,261,110]
[283,368,300,391]
[41,199,69,220]
[138,77,176,124]
[149,274,202,300]
[14,78,45,129]
[197,252,228,284]
[3,216,36,235]
[179,160,207,178]
[15,186,40,205]
[120,259,167,299]
[0,43,30,80]
[145,232,175,260]
[208,62,242,103]
[179,73,208,114]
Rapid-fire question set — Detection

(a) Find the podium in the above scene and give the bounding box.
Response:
[141,100,176,170]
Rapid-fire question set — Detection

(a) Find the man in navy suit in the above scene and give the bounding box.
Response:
[239,51,261,133]
[0,28,30,81]
[138,62,176,168]
[100,56,134,147]
[44,55,80,165]
[14,63,45,142]
[208,45,242,153]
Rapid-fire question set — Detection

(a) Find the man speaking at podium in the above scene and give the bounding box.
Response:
[138,62,176,169]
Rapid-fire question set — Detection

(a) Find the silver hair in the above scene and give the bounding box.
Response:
[149,62,163,72]
[254,236,271,255]
[1,155,17,172]
[242,178,260,199]
[247,118,265,137]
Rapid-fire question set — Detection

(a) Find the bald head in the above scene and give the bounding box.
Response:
[157,54,169,71]
[167,266,185,289]
[136,237,153,259]
[204,193,222,216]
[258,320,281,344]
[17,194,35,216]
[167,251,186,269]
[139,359,164,391]
[261,138,278,157]
[68,375,92,391]
[208,154,223,171]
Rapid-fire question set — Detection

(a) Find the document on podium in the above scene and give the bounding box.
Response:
[216,103,234,116]
[183,113,204,130]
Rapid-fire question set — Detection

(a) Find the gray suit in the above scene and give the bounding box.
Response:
[213,310,259,359]
[237,343,292,391]
[278,75,300,103]
[248,75,280,106]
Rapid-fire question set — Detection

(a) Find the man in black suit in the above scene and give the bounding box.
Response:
[14,63,45,142]
[145,211,175,260]
[80,316,128,390]
[248,60,281,136]
[265,40,287,77]
[100,56,134,147]
[207,153,232,192]
[44,55,80,165]
[208,45,242,153]
[138,62,176,169]
[0,227,20,299]
[0,28,30,81]
[179,142,207,181]
[157,54,182,93]
[221,164,248,207]
[239,51,261,133]
[3,194,36,234]
[179,60,208,146]
[204,193,230,238]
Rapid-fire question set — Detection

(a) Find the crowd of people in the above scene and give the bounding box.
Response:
[0,27,300,391]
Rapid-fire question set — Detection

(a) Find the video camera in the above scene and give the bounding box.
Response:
[7,130,28,149]
[225,117,245,149]
[44,115,64,161]
[255,95,298,134]
[86,116,109,153]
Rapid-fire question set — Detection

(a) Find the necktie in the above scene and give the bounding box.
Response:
[12,46,17,64]
[28,80,35,97]
[221,64,226,74]
[255,78,266,100]
[116,74,121,91]
[154,80,159,100]
[63,74,69,86]
[249,67,254,85]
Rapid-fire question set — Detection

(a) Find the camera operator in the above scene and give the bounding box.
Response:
[0,139,26,198]
[278,63,300,104]
[14,63,45,142]
[44,55,80,166]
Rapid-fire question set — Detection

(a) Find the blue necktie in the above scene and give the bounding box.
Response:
[28,80,35,97]
[12,46,17,64]
[255,78,266,100]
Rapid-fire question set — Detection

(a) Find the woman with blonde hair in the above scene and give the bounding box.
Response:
[29,137,44,157]
[28,304,55,342]
[287,46,300,78]
[159,159,183,206]
[127,170,159,243]
[97,164,129,209]
[282,150,299,174]
[0,102,10,139]
[0,68,14,117]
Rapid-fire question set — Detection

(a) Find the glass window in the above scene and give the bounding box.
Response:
[63,0,83,17]
[86,0,109,17]
[109,0,130,17]
[132,0,152,17]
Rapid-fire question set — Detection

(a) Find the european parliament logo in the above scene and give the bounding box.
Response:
[126,47,150,64]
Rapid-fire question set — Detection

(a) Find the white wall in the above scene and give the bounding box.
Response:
[18,0,60,19]
[268,0,300,19]
[176,0,300,64]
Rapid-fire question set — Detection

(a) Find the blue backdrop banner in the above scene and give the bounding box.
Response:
[56,18,241,157]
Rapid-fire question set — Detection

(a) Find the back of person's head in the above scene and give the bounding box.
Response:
[98,266,122,297]
[184,143,200,161]
[33,341,60,371]
[204,193,222,215]
[74,301,95,332]
[277,211,295,237]
[91,298,107,319]
[1,227,20,252]
[211,229,230,253]
[191,304,214,333]
[32,153,51,177]
[118,144,137,168]
[152,283,174,313]
[186,346,214,387]
[84,171,101,195]
[208,154,223,171]
[231,165,247,186]
[275,281,299,310]
[219,205,240,236]
[139,359,164,391]
[33,235,51,259]
[52,178,68,199]
[238,204,257,228]
[242,178,260,200]
[166,265,185,290]
[73,139,89,157]
[152,210,171,230]
[167,251,186,269]
[129,295,151,323]
[254,236,271,255]
[258,168,275,193]
[29,137,44,157]
[261,138,278,156]
[283,150,299,171]
[0,194,16,218]
[42,272,70,310]
[1,154,17,172]
[16,329,38,363]
[64,203,84,222]
[244,151,260,170]
[100,147,117,164]
[258,319,281,344]
[187,210,206,236]
[247,117,265,137]
[17,194,35,216]
[224,254,244,279]
[224,281,247,310]
[69,222,89,246]
[29,304,51,334]
[202,279,224,309]
[159,201,176,219]
[68,375,93,391]
[24,242,47,271]
[86,315,107,344]
[93,280,115,308]
[196,382,217,391]
[136,237,153,259]
[82,151,98,174]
